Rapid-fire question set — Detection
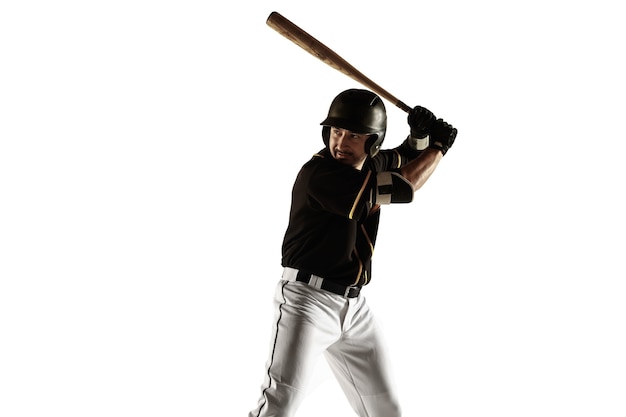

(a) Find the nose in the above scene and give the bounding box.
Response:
[335,130,347,149]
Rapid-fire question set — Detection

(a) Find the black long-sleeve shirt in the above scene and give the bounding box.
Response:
[281,140,421,287]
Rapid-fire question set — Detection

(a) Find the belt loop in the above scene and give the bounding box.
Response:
[282,267,298,282]
[309,275,324,289]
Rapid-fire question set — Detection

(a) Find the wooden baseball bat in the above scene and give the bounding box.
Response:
[266,11,412,113]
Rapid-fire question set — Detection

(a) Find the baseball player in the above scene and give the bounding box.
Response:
[248,89,457,417]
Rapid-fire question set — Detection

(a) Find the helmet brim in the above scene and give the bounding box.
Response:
[320,117,374,135]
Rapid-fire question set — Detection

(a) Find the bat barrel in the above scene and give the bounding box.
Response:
[267,12,412,113]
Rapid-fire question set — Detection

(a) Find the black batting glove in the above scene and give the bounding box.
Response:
[430,118,457,156]
[407,106,436,139]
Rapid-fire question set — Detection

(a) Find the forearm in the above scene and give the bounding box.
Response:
[399,147,442,191]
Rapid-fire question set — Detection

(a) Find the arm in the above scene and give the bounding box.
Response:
[399,147,443,191]
[372,111,457,204]
[400,109,458,191]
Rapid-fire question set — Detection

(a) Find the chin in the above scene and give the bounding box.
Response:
[334,156,352,165]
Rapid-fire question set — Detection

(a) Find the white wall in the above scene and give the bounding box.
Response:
[1,1,624,416]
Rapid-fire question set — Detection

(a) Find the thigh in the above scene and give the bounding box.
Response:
[324,298,401,416]
[268,281,344,389]
[328,310,397,393]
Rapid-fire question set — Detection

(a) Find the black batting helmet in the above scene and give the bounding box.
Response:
[320,89,387,157]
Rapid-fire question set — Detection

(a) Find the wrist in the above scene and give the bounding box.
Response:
[407,134,429,151]
[429,140,447,155]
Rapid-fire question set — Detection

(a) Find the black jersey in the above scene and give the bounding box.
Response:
[281,141,421,287]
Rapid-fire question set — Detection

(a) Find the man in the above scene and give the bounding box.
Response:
[249,89,457,417]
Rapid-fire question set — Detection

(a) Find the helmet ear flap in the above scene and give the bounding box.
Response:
[367,134,382,158]
[322,125,330,147]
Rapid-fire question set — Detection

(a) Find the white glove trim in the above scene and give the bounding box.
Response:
[408,134,429,151]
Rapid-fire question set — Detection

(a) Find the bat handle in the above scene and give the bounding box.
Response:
[395,100,412,113]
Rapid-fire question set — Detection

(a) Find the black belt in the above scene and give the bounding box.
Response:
[283,267,361,298]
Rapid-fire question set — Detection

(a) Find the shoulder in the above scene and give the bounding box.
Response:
[302,148,336,172]
[365,149,403,172]
[298,149,369,187]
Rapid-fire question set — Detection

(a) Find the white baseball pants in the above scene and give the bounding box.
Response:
[248,279,401,417]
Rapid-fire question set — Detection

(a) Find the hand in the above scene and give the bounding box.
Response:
[430,118,457,155]
[407,106,435,139]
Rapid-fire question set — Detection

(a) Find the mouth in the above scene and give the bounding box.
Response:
[334,149,351,159]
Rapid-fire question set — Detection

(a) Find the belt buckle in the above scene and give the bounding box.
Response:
[344,285,358,298]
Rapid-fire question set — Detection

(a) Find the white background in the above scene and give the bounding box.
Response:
[1,1,625,416]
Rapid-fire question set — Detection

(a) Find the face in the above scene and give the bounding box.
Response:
[328,127,370,170]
